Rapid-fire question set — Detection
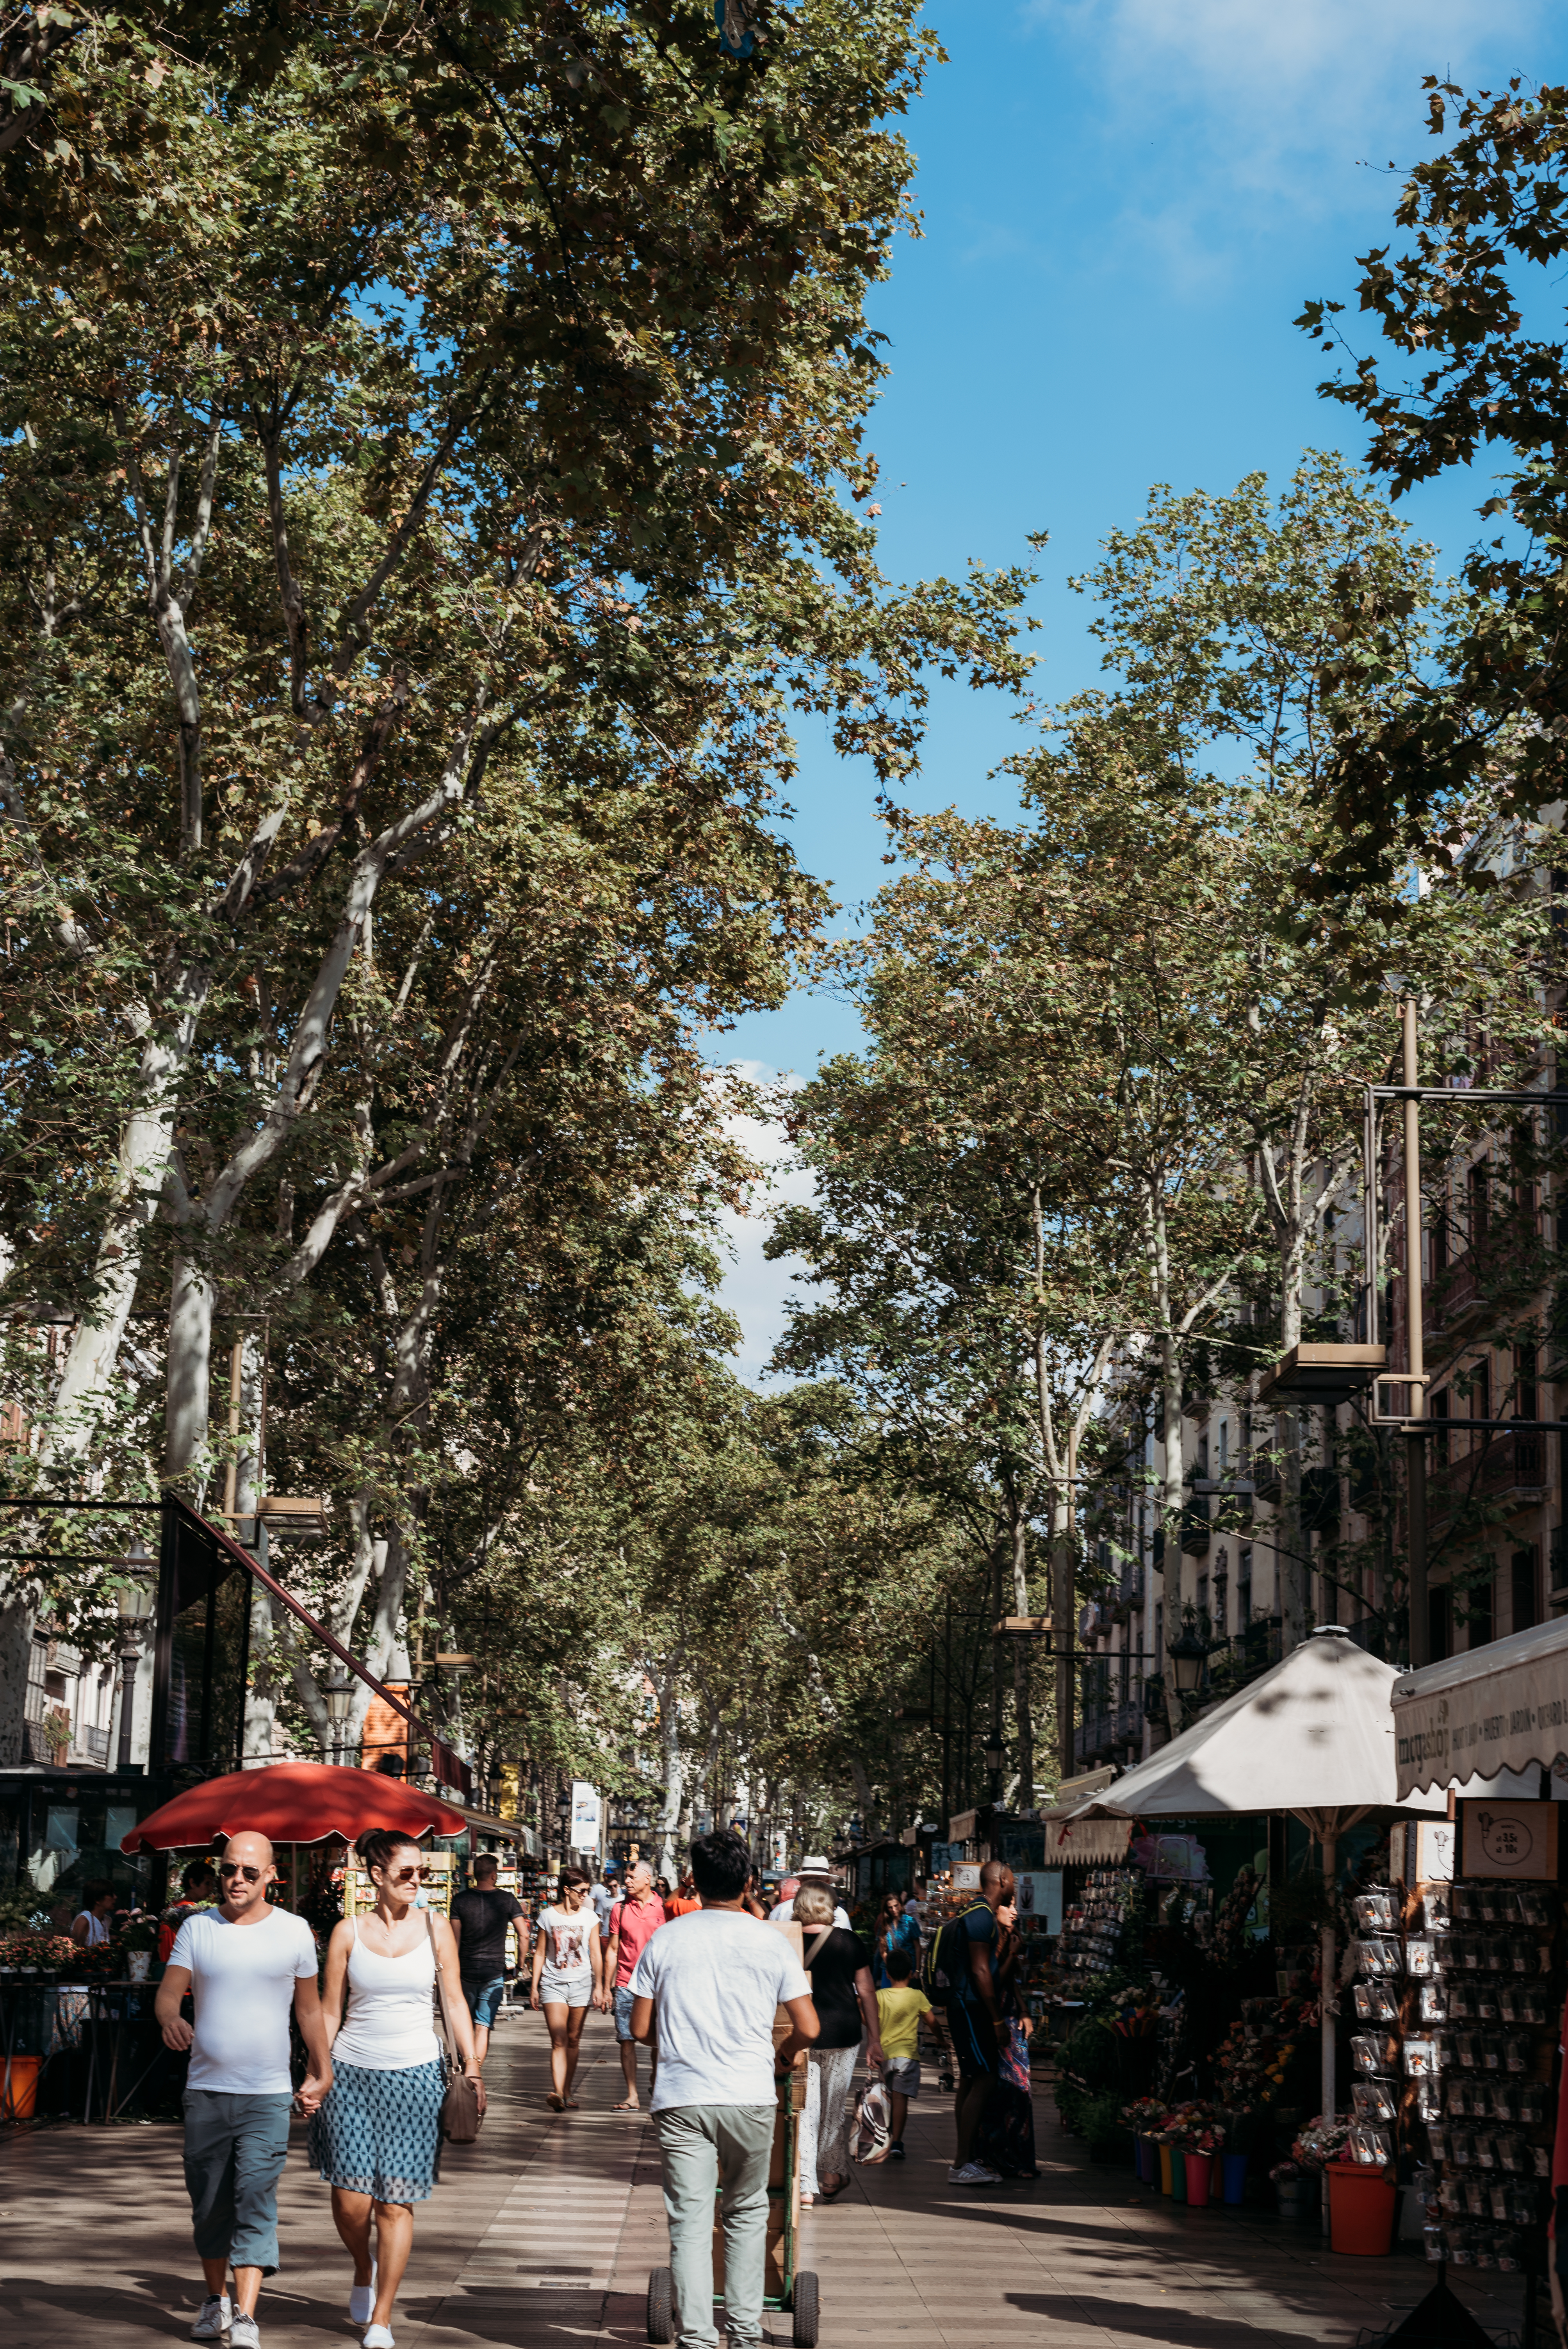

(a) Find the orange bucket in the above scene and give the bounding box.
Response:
[1327,2164,1396,2256]
[2,2054,40,2119]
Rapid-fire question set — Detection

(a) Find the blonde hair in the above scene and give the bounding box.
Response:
[793,1885,834,1927]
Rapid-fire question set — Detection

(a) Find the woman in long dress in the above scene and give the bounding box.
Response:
[310,1829,485,2347]
[529,1865,607,2111]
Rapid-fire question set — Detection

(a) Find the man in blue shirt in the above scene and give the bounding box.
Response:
[946,1860,1014,2185]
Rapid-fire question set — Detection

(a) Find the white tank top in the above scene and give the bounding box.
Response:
[331,1917,441,2070]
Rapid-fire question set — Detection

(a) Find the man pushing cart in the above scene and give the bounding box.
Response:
[630,1829,823,2349]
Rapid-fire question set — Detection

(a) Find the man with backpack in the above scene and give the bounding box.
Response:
[923,1860,1014,2186]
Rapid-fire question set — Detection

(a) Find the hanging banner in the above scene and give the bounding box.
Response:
[570,1780,601,1849]
[771,1828,787,1872]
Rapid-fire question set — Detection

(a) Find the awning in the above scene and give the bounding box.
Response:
[1391,1615,1568,1797]
[1069,1625,1445,1827]
[121,1761,470,1852]
[1039,1811,1134,1866]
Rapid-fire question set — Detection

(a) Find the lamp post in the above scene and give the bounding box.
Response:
[114,1535,157,1772]
[556,1785,570,1861]
[324,1669,354,1768]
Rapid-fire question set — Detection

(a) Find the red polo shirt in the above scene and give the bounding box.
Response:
[609,1893,668,1988]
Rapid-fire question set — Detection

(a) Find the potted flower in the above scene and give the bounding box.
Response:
[1184,2115,1226,2208]
[1270,2155,1313,2221]
[1123,2096,1167,2186]
[118,1912,159,1983]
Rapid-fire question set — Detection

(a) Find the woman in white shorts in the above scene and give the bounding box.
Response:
[529,1866,606,2110]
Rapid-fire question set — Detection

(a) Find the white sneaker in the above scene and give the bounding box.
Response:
[230,2317,260,2349]
[349,2265,378,2326]
[190,2296,231,2340]
[950,2160,1002,2185]
[362,2326,395,2348]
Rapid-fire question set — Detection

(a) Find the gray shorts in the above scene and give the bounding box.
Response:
[882,2057,920,2098]
[539,1966,591,2008]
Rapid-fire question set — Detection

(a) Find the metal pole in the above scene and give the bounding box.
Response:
[115,1638,139,1771]
[1403,999,1430,1668]
[1058,1424,1078,1780]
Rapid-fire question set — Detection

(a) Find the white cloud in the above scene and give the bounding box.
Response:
[709,1061,818,1388]
[1023,0,1545,280]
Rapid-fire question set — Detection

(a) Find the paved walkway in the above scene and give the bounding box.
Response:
[0,2011,1529,2349]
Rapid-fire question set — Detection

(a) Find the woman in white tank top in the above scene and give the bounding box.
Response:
[308,1831,484,2348]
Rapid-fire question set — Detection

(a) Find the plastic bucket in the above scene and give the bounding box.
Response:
[1169,2146,1187,2203]
[1184,2152,1214,2208]
[1327,2165,1397,2257]
[1222,2152,1249,2206]
[2,2054,40,2119]
[1137,2135,1156,2183]
[1158,2144,1173,2196]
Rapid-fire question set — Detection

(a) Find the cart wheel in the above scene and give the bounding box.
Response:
[647,2268,674,2345]
[791,2271,820,2349]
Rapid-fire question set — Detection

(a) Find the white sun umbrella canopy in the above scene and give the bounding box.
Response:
[1069,1625,1446,2124]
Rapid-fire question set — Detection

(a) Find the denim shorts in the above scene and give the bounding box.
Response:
[463,1976,506,2029]
[613,1984,643,2043]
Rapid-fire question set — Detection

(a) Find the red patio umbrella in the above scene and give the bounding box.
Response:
[119,1761,471,1852]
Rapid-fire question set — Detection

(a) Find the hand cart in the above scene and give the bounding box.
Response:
[647,2048,820,2349]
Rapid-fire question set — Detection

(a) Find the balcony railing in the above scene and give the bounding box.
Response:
[1429,1213,1542,1335]
[1431,1431,1550,1520]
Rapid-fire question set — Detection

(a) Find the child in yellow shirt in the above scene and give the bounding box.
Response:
[874,1948,933,2161]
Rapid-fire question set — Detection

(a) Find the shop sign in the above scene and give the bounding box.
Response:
[1459,1798,1558,1880]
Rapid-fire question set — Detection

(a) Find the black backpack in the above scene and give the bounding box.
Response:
[921,1901,989,2006]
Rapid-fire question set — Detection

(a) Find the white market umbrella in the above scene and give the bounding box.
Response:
[1070,1625,1445,2126]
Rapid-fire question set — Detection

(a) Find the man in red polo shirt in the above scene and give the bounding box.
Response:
[605,1860,667,2110]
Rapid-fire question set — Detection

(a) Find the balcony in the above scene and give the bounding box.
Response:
[1073,1710,1119,1767]
[1429,1215,1542,1337]
[1178,1492,1211,1555]
[1431,1431,1550,1522]
[1203,1616,1284,1702]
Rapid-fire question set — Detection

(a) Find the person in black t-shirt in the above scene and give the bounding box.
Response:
[794,1885,882,2202]
[450,1855,524,2070]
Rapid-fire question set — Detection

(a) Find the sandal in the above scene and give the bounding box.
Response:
[546,2092,565,2111]
[613,2099,640,2112]
[817,2176,850,2202]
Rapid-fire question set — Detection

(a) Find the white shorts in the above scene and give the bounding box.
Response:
[539,1967,592,2008]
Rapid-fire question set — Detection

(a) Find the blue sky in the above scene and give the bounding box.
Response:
[709,0,1562,1375]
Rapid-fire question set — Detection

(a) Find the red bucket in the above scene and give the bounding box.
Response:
[1184,2151,1214,2208]
[1327,2164,1396,2256]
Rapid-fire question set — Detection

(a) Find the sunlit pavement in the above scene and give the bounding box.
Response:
[0,2015,1527,2349]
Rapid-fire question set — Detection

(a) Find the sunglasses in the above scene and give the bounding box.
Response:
[218,1862,265,1883]
[388,1866,428,1884]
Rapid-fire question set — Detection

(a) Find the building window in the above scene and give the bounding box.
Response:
[1516,1343,1539,1423]
[1512,1546,1540,1635]
[1237,1547,1253,1627]
[1217,1418,1229,1472]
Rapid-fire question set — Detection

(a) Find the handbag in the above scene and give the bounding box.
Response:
[426,1909,483,2143]
[850,2075,891,2164]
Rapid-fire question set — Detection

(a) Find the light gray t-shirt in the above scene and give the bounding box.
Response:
[171,1905,319,2094]
[630,1909,811,2112]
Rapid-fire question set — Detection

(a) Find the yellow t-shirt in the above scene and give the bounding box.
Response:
[876,1985,932,2061]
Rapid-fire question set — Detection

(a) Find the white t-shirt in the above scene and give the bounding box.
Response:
[538,1904,597,1977]
[768,1898,850,1929]
[171,1905,319,2094]
[629,1909,811,2112]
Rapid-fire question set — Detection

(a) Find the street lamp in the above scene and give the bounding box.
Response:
[324,1668,355,1768]
[114,1535,157,1772]
[1168,1624,1209,1715]
[556,1786,571,1856]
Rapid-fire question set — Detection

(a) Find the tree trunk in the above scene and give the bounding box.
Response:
[164,1249,213,1485]
[1008,1489,1034,1809]
[656,1665,685,1880]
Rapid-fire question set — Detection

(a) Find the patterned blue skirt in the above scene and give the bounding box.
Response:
[306,2059,444,2203]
